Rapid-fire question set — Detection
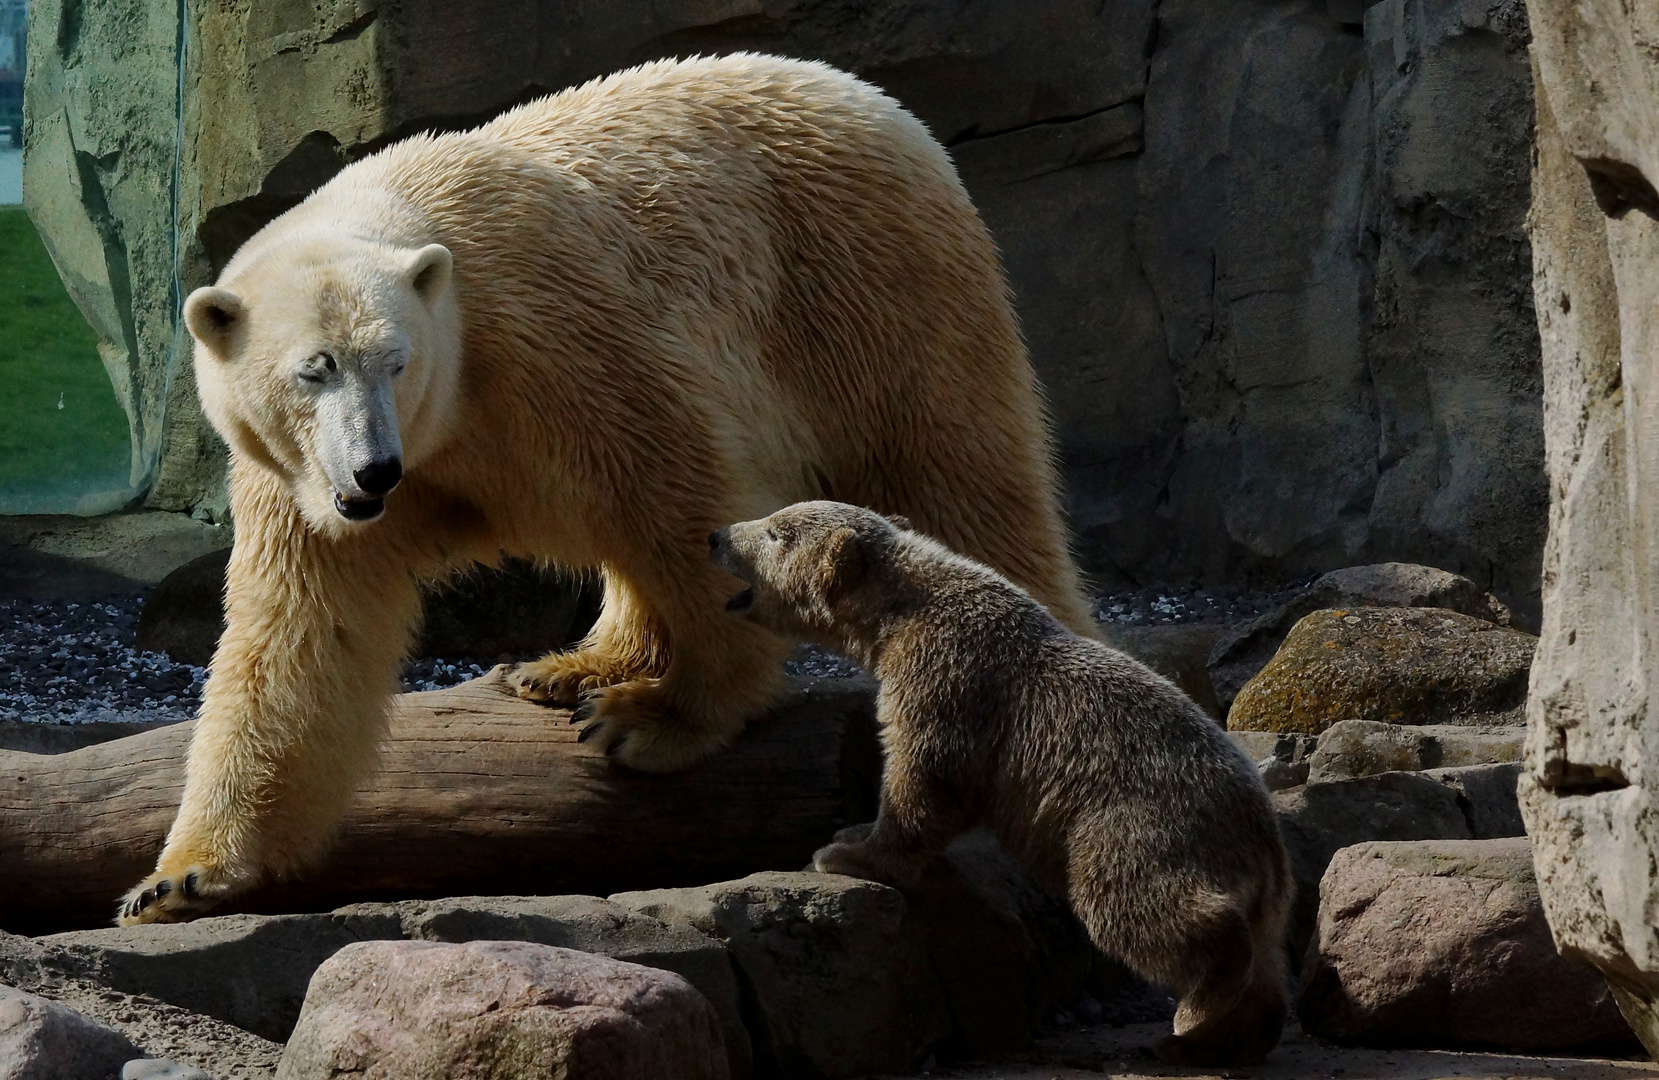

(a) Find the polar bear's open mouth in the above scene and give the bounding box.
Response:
[333,493,386,522]
[725,588,754,612]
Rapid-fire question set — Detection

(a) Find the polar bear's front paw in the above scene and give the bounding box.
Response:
[571,680,725,773]
[117,865,233,926]
[508,650,634,706]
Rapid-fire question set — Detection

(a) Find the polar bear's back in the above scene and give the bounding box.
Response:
[280,54,1077,620]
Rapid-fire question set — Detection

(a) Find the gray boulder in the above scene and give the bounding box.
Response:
[1426,763,1525,841]
[1307,720,1524,783]
[40,909,405,1042]
[1210,563,1515,716]
[277,940,728,1080]
[0,986,138,1080]
[612,872,951,1079]
[370,894,749,1080]
[0,931,281,1079]
[1298,839,1634,1050]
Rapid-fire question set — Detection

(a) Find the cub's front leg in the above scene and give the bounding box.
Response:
[118,495,422,925]
[813,764,968,889]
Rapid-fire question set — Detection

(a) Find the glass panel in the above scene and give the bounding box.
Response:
[0,0,138,515]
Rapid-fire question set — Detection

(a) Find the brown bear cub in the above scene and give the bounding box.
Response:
[710,501,1293,1065]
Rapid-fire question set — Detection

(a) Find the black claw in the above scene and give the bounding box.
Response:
[181,872,199,899]
[577,719,606,744]
[605,735,628,758]
[139,889,154,909]
[154,879,172,898]
[571,699,597,724]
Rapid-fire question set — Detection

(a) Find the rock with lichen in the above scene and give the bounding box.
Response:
[1227,608,1536,736]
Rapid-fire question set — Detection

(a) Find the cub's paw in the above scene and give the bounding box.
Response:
[117,866,231,926]
[812,840,884,881]
[508,650,632,706]
[571,680,726,773]
[811,838,923,887]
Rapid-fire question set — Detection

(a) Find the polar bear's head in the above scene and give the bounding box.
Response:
[184,230,461,533]
[709,500,914,647]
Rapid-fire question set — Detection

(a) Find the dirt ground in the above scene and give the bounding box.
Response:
[884,1022,1659,1080]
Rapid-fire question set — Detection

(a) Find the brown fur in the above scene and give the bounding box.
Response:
[117,55,1092,924]
[712,501,1294,1066]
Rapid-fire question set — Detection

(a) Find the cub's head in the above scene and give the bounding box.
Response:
[184,229,461,534]
[709,501,912,645]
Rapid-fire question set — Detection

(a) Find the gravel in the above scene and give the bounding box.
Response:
[0,582,1309,725]
[0,595,204,726]
[1092,582,1312,627]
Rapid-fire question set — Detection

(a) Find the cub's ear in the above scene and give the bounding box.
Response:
[885,514,913,532]
[817,527,867,599]
[406,243,453,306]
[183,287,245,356]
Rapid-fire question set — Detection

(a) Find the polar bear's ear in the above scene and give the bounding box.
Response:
[183,287,245,356]
[885,514,913,532]
[406,244,453,306]
[817,527,867,598]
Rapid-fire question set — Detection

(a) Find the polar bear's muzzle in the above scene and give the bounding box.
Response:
[333,492,386,521]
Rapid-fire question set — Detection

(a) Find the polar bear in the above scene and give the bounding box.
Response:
[711,501,1293,1066]
[119,53,1095,924]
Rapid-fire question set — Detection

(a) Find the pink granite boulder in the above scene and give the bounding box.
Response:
[1297,838,1634,1051]
[276,939,728,1080]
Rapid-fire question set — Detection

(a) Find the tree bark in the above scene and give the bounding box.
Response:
[0,669,880,934]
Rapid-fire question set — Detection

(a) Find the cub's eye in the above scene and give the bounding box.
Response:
[390,358,408,378]
[766,528,780,542]
[298,351,337,384]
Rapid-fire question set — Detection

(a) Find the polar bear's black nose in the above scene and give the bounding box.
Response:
[354,457,402,497]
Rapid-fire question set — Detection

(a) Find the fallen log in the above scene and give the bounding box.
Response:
[0,668,880,934]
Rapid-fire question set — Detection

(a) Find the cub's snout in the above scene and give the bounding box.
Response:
[708,525,757,612]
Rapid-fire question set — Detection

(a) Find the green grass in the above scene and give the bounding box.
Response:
[0,205,133,504]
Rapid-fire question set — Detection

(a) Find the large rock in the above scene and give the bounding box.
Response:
[0,986,138,1080]
[1521,0,1659,1058]
[40,910,406,1042]
[1228,607,1536,735]
[24,0,1546,597]
[372,894,749,1080]
[277,940,728,1080]
[1298,839,1634,1050]
[612,872,951,1079]
[1210,563,1516,715]
[1274,770,1473,957]
[1307,720,1525,783]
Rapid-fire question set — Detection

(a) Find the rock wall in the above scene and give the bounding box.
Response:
[23,0,1545,598]
[1519,0,1659,1057]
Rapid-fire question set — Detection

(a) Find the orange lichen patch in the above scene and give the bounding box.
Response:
[1226,607,1536,735]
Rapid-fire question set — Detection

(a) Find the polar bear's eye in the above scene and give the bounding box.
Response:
[766,528,780,542]
[298,352,336,385]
